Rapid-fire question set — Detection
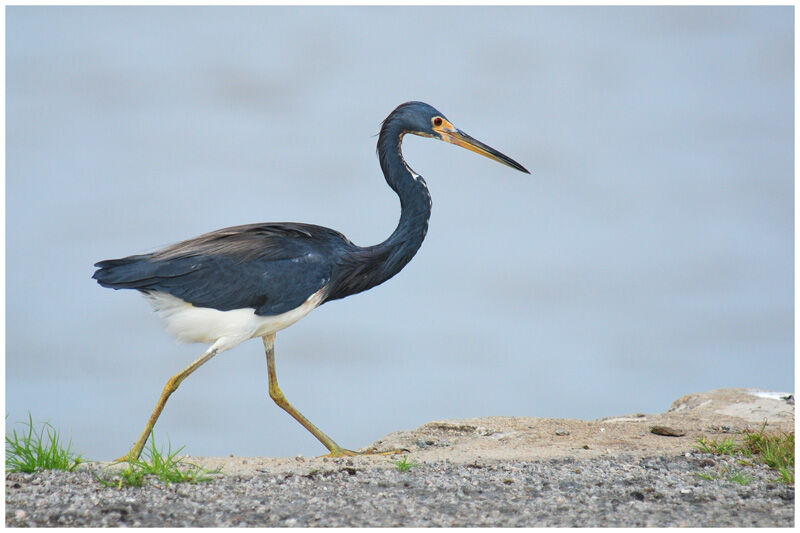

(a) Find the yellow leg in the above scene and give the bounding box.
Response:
[264,334,356,457]
[115,345,220,462]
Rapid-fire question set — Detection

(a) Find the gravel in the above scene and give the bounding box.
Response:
[6,453,794,527]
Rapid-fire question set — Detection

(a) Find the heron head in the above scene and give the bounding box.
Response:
[394,101,530,174]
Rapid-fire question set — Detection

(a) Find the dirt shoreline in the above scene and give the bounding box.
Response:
[181,387,793,475]
[6,388,794,527]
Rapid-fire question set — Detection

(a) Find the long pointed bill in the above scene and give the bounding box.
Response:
[439,128,530,174]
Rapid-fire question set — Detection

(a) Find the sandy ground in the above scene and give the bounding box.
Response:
[8,387,794,527]
[180,387,794,476]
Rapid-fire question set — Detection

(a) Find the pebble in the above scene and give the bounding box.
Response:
[651,426,687,437]
[5,454,793,527]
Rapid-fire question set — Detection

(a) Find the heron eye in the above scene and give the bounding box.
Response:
[433,117,443,127]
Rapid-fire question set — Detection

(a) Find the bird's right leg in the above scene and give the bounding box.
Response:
[263,333,356,457]
[114,344,221,463]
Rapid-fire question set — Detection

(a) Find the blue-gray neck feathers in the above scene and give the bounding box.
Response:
[327,103,433,301]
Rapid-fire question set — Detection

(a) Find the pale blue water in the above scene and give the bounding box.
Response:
[6,6,793,460]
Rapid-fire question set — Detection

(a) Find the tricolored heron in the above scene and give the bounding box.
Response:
[93,101,529,461]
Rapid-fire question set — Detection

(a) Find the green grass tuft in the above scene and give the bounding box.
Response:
[740,427,794,484]
[695,436,738,455]
[394,455,419,472]
[694,424,794,485]
[694,467,752,485]
[97,436,220,488]
[5,414,83,473]
[726,469,752,486]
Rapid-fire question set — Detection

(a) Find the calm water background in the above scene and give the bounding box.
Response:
[6,7,793,460]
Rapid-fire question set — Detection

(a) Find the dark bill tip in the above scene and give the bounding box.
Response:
[450,129,530,174]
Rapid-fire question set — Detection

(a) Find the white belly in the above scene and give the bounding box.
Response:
[143,289,325,351]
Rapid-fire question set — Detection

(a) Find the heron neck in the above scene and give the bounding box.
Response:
[377,127,432,269]
[328,122,432,301]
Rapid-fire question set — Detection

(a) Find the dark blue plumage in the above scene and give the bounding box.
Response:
[94,223,340,316]
[93,102,448,317]
[94,101,529,461]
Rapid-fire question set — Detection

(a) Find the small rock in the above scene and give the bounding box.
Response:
[711,424,733,433]
[555,429,570,436]
[582,444,590,450]
[650,425,686,437]
[15,509,27,520]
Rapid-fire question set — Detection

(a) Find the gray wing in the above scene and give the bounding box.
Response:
[93,223,341,316]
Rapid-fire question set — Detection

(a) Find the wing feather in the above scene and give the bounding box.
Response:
[93,223,346,316]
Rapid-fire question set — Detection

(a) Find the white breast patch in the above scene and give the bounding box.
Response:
[143,288,326,353]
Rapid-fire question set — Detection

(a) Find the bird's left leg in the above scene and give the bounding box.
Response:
[114,343,221,463]
[263,333,357,457]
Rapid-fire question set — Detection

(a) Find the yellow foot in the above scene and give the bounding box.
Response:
[112,452,139,464]
[320,447,408,458]
[321,448,359,458]
[363,448,408,456]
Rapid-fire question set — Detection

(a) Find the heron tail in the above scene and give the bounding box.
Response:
[92,254,160,290]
